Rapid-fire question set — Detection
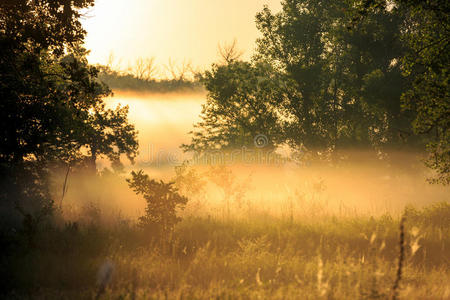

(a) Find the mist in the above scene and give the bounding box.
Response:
[58,91,448,224]
[2,1,448,298]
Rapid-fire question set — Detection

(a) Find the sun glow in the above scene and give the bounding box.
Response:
[82,0,282,70]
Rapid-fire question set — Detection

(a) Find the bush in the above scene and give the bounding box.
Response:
[127,170,188,240]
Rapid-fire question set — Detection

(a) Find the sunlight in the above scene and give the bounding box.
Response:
[2,0,449,298]
[82,0,282,68]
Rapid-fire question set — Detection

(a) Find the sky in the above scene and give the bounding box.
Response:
[81,0,282,73]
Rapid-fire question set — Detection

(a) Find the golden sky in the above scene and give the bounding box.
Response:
[82,0,281,72]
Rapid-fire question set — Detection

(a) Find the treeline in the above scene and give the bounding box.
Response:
[183,0,449,184]
[97,58,204,93]
[97,68,203,93]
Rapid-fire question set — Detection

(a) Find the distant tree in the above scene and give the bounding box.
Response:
[218,39,244,64]
[164,58,193,81]
[127,170,188,239]
[105,51,124,72]
[206,166,250,217]
[173,162,206,197]
[133,57,158,81]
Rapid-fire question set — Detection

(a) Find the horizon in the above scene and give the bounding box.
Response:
[82,0,282,72]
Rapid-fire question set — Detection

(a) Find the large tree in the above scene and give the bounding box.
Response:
[0,0,138,221]
[255,0,412,153]
[185,0,414,161]
[357,0,449,184]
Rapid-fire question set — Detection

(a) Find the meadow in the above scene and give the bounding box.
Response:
[2,1,449,299]
[3,199,449,299]
[4,92,445,299]
[2,158,449,299]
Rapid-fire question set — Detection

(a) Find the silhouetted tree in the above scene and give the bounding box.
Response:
[164,58,193,82]
[356,0,449,184]
[218,39,244,64]
[182,61,284,152]
[127,170,188,239]
[132,57,158,81]
[0,0,138,223]
[185,0,414,161]
[255,0,411,153]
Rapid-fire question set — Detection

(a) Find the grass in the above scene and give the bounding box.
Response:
[1,202,449,299]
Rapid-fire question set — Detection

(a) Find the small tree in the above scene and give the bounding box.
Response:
[133,57,158,81]
[127,170,188,239]
[206,166,251,218]
[218,39,244,64]
[164,58,193,81]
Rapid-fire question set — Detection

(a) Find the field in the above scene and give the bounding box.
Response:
[2,94,448,299]
[2,0,449,299]
[2,184,449,299]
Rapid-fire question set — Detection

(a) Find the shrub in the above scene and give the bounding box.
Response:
[127,170,188,239]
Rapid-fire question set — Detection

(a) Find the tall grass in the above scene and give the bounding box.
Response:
[1,202,449,299]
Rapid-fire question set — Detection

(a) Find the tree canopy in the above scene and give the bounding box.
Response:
[185,0,448,183]
[357,0,449,183]
[0,0,138,221]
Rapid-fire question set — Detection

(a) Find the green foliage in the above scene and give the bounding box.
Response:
[127,170,188,238]
[356,0,449,184]
[255,0,412,151]
[0,0,95,56]
[185,0,416,161]
[401,1,449,184]
[183,0,447,183]
[81,96,138,172]
[183,61,284,151]
[0,1,139,224]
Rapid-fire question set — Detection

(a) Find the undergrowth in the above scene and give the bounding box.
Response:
[1,202,449,299]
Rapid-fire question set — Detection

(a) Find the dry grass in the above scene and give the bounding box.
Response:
[2,202,449,299]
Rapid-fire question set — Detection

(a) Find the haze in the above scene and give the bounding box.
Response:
[2,1,449,298]
[96,92,448,219]
[82,0,282,69]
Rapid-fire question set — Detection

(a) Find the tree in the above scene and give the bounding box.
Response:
[255,1,332,152]
[132,57,158,81]
[173,162,206,197]
[356,0,450,184]
[218,39,244,64]
[206,166,250,218]
[185,0,413,161]
[127,170,188,239]
[400,1,449,184]
[164,58,193,82]
[51,48,139,172]
[0,0,138,223]
[255,0,411,154]
[182,61,284,152]
[0,0,95,56]
[80,97,138,172]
